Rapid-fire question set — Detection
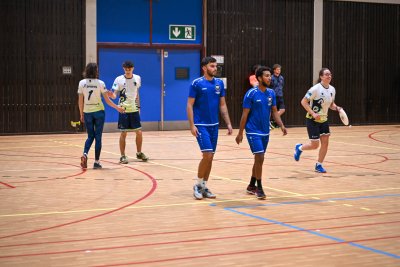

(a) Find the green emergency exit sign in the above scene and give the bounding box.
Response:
[169,25,196,40]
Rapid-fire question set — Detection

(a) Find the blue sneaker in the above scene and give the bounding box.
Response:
[315,163,327,173]
[294,144,303,161]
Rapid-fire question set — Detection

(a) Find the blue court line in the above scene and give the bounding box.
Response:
[223,193,400,209]
[224,194,400,259]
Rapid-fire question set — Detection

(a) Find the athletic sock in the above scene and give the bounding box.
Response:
[197,178,204,186]
[250,176,257,187]
[299,145,303,151]
[256,179,263,189]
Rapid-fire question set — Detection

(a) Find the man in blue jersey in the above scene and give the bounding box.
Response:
[187,56,233,200]
[235,66,287,199]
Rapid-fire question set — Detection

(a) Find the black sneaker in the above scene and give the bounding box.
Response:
[246,185,257,195]
[80,154,87,169]
[93,162,102,169]
[256,188,266,199]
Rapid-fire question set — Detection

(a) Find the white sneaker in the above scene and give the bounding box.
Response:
[193,184,203,200]
[203,187,216,198]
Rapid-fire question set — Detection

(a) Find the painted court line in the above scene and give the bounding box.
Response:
[225,193,400,259]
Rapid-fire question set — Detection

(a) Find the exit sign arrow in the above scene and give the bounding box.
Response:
[169,25,196,41]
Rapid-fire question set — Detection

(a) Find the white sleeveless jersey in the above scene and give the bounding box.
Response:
[112,74,141,113]
[77,79,107,113]
[304,83,336,123]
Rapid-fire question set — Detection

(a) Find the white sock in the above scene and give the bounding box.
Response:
[299,145,303,151]
[317,162,322,166]
[197,178,204,186]
[202,180,207,188]
[95,160,100,164]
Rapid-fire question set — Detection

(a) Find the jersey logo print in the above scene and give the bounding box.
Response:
[312,98,324,113]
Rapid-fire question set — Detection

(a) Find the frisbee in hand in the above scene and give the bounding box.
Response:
[339,108,349,125]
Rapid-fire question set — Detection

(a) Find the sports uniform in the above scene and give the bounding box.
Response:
[304,83,336,140]
[112,74,142,131]
[189,76,225,152]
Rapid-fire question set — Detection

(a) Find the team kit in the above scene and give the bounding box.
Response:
[78,57,347,201]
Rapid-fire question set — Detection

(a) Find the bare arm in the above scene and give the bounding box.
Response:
[271,106,287,135]
[187,97,198,137]
[235,108,250,144]
[329,102,342,112]
[301,97,320,121]
[219,97,233,135]
[102,92,125,113]
[78,94,84,123]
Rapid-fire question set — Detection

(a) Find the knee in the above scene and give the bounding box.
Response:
[255,154,264,164]
[310,141,320,149]
[202,153,214,162]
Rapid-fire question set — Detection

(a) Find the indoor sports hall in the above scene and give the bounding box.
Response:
[0,125,399,266]
[1,0,399,266]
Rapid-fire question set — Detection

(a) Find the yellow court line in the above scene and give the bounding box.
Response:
[0,144,72,150]
[2,187,399,218]
[146,161,302,196]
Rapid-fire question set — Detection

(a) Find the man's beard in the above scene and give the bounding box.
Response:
[206,70,216,77]
[262,81,270,87]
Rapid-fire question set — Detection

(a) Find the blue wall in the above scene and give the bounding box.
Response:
[97,0,202,45]
[97,0,203,125]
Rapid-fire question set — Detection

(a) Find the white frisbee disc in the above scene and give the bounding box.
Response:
[339,109,349,125]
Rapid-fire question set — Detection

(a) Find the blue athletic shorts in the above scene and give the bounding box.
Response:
[196,125,219,153]
[118,112,142,131]
[306,118,330,140]
[246,134,269,154]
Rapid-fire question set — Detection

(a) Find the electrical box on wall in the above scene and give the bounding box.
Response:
[62,66,72,75]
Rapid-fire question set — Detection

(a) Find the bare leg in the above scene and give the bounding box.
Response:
[278,108,286,116]
[198,152,214,181]
[120,132,127,155]
[301,139,320,151]
[318,135,330,163]
[253,153,264,180]
[135,130,143,152]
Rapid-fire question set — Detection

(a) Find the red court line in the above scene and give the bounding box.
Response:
[93,235,400,266]
[0,181,15,188]
[1,210,399,249]
[369,130,400,147]
[0,162,157,240]
[1,220,399,259]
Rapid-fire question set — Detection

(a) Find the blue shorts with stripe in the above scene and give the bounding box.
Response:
[246,134,270,154]
[196,125,219,153]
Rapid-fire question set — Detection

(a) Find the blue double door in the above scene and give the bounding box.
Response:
[99,48,200,129]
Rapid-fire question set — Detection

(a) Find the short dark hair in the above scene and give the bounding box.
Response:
[255,66,272,80]
[200,56,217,67]
[272,64,281,71]
[122,61,134,68]
[83,63,98,79]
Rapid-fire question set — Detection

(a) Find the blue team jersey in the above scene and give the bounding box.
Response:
[243,87,276,135]
[189,77,225,126]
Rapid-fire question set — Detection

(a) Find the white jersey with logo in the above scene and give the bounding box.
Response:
[304,83,336,123]
[112,74,141,113]
[77,79,107,113]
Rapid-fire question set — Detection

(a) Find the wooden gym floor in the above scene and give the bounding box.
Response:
[0,124,399,266]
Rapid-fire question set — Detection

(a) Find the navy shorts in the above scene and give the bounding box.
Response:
[118,112,142,131]
[246,134,269,154]
[196,125,219,153]
[306,118,330,140]
[276,96,285,110]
